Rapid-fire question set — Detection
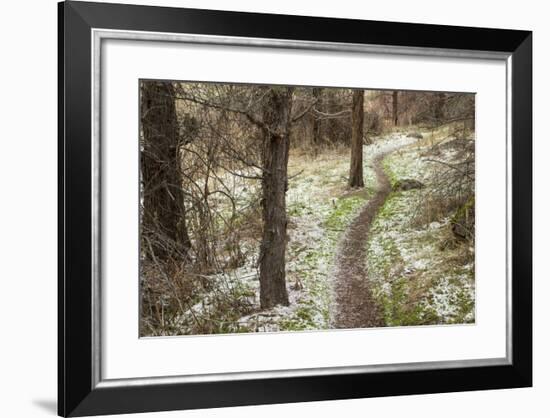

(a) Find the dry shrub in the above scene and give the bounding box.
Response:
[140,259,202,336]
[409,193,466,229]
[365,111,382,136]
[140,258,256,336]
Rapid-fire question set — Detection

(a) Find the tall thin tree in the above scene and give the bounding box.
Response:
[392,90,399,126]
[349,89,365,188]
[434,92,446,121]
[311,87,322,146]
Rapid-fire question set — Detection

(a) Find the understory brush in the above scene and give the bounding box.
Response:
[367,125,475,326]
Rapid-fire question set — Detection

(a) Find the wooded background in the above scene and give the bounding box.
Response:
[139,81,475,336]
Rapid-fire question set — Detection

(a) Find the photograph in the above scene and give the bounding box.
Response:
[139,81,476,336]
[52,1,533,416]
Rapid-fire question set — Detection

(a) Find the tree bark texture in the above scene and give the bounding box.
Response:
[311,87,322,146]
[435,92,446,121]
[259,87,293,309]
[392,90,399,126]
[349,90,365,188]
[140,81,191,261]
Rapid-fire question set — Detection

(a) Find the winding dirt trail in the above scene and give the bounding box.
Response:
[332,142,410,329]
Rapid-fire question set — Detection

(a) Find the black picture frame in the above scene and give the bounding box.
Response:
[58,1,532,416]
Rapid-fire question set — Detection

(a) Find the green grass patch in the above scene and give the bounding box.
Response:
[324,195,367,231]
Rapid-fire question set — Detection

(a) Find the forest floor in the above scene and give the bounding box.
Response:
[331,140,412,329]
[366,131,475,326]
[169,127,475,334]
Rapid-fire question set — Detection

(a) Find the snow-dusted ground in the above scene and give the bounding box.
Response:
[234,134,418,332]
[169,129,474,335]
[366,130,475,326]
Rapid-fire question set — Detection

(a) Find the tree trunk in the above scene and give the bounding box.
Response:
[311,88,322,146]
[434,92,446,122]
[392,90,399,126]
[259,87,293,309]
[349,90,365,188]
[327,89,340,144]
[140,81,191,261]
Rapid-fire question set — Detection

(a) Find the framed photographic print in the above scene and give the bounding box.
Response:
[58,1,532,416]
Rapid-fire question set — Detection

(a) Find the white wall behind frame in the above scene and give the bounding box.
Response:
[1,1,546,418]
